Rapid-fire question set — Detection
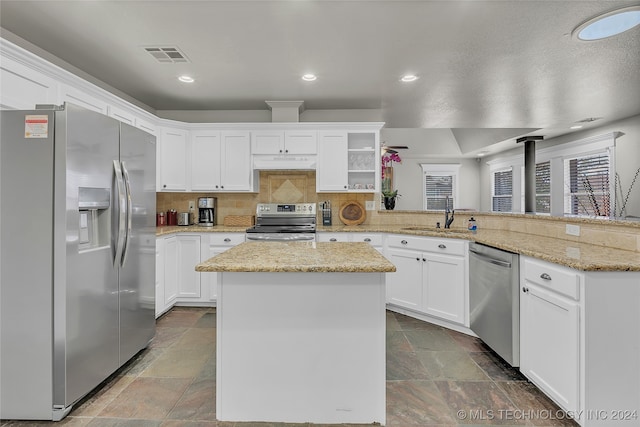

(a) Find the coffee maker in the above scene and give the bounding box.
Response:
[198,197,216,227]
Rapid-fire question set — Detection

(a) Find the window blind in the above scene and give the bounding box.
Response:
[564,153,610,217]
[536,161,551,213]
[492,169,513,212]
[425,174,454,211]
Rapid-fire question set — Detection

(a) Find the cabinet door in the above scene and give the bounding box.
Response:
[159,128,188,191]
[164,236,178,306]
[221,131,252,191]
[386,248,423,311]
[191,131,222,191]
[285,130,317,154]
[176,235,202,298]
[423,252,466,325]
[520,281,580,414]
[252,130,284,154]
[155,238,166,318]
[317,131,348,191]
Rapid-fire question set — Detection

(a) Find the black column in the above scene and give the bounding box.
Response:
[517,136,543,214]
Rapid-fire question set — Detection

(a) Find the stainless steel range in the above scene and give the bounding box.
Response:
[246,203,317,241]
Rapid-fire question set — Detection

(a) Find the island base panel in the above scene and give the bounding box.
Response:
[216,272,386,424]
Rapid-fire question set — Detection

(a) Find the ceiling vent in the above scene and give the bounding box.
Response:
[143,46,190,63]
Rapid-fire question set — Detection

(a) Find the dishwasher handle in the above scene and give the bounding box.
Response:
[469,247,512,268]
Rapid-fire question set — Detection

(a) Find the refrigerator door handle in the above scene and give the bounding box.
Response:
[120,161,133,267]
[113,160,127,268]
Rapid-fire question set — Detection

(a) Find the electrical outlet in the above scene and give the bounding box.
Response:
[365,201,375,211]
[565,224,580,236]
[188,200,195,210]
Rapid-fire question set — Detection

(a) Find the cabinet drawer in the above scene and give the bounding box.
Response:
[317,232,350,242]
[351,233,383,246]
[522,257,580,300]
[386,234,466,256]
[209,233,245,246]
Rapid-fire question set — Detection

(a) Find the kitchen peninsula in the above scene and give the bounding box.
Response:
[196,241,396,424]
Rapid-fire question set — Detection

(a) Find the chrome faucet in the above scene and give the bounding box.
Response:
[444,196,455,229]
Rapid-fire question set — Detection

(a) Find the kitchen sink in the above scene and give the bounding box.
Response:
[401,226,468,236]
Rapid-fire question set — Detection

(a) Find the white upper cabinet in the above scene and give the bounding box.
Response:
[284,130,317,154]
[220,131,254,191]
[191,130,222,191]
[0,58,58,110]
[251,130,284,155]
[252,130,317,155]
[60,83,109,114]
[107,105,136,126]
[159,127,189,191]
[317,130,349,191]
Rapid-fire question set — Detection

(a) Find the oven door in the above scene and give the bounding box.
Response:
[246,232,316,242]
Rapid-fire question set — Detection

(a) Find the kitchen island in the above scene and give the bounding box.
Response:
[196,241,396,425]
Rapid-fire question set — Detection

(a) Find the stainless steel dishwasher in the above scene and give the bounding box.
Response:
[469,242,520,367]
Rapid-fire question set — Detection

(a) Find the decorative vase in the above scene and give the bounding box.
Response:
[384,196,396,210]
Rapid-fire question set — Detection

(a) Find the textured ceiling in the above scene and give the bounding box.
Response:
[1,0,639,153]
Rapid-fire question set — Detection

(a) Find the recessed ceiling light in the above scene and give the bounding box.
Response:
[570,125,583,130]
[573,6,640,41]
[178,75,194,83]
[400,75,418,82]
[302,74,317,81]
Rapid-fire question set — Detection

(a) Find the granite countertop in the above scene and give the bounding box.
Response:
[159,224,640,272]
[156,225,249,236]
[195,241,397,273]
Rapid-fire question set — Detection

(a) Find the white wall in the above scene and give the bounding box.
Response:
[392,157,481,211]
[479,114,640,218]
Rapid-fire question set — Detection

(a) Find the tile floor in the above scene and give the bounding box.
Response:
[2,307,578,427]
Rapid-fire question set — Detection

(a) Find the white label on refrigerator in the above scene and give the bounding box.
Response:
[24,115,49,138]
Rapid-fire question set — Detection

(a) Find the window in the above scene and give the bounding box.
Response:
[536,161,551,214]
[492,168,513,212]
[564,152,611,217]
[421,164,460,211]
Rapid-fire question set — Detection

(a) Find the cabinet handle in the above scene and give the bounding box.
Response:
[438,244,447,249]
[522,286,529,293]
[364,238,371,242]
[279,149,283,153]
[330,238,337,242]
[540,273,552,281]
[285,149,289,153]
[422,258,426,262]
[163,184,167,188]
[401,240,408,245]
[344,185,348,189]
[224,238,231,242]
[416,257,420,261]
[221,185,224,189]
[215,185,219,189]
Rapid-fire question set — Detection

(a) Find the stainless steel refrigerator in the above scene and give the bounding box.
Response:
[0,103,156,420]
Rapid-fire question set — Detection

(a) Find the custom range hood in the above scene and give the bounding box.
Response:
[252,101,317,170]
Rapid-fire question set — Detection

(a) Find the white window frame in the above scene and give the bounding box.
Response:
[420,164,460,211]
[491,167,515,212]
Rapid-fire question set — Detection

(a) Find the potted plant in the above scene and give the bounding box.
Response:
[381,151,402,210]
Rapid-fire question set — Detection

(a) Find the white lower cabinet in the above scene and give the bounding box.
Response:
[155,237,167,317]
[176,234,202,299]
[318,232,383,253]
[520,263,580,414]
[162,235,179,313]
[203,233,246,302]
[385,235,468,326]
[519,256,640,426]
